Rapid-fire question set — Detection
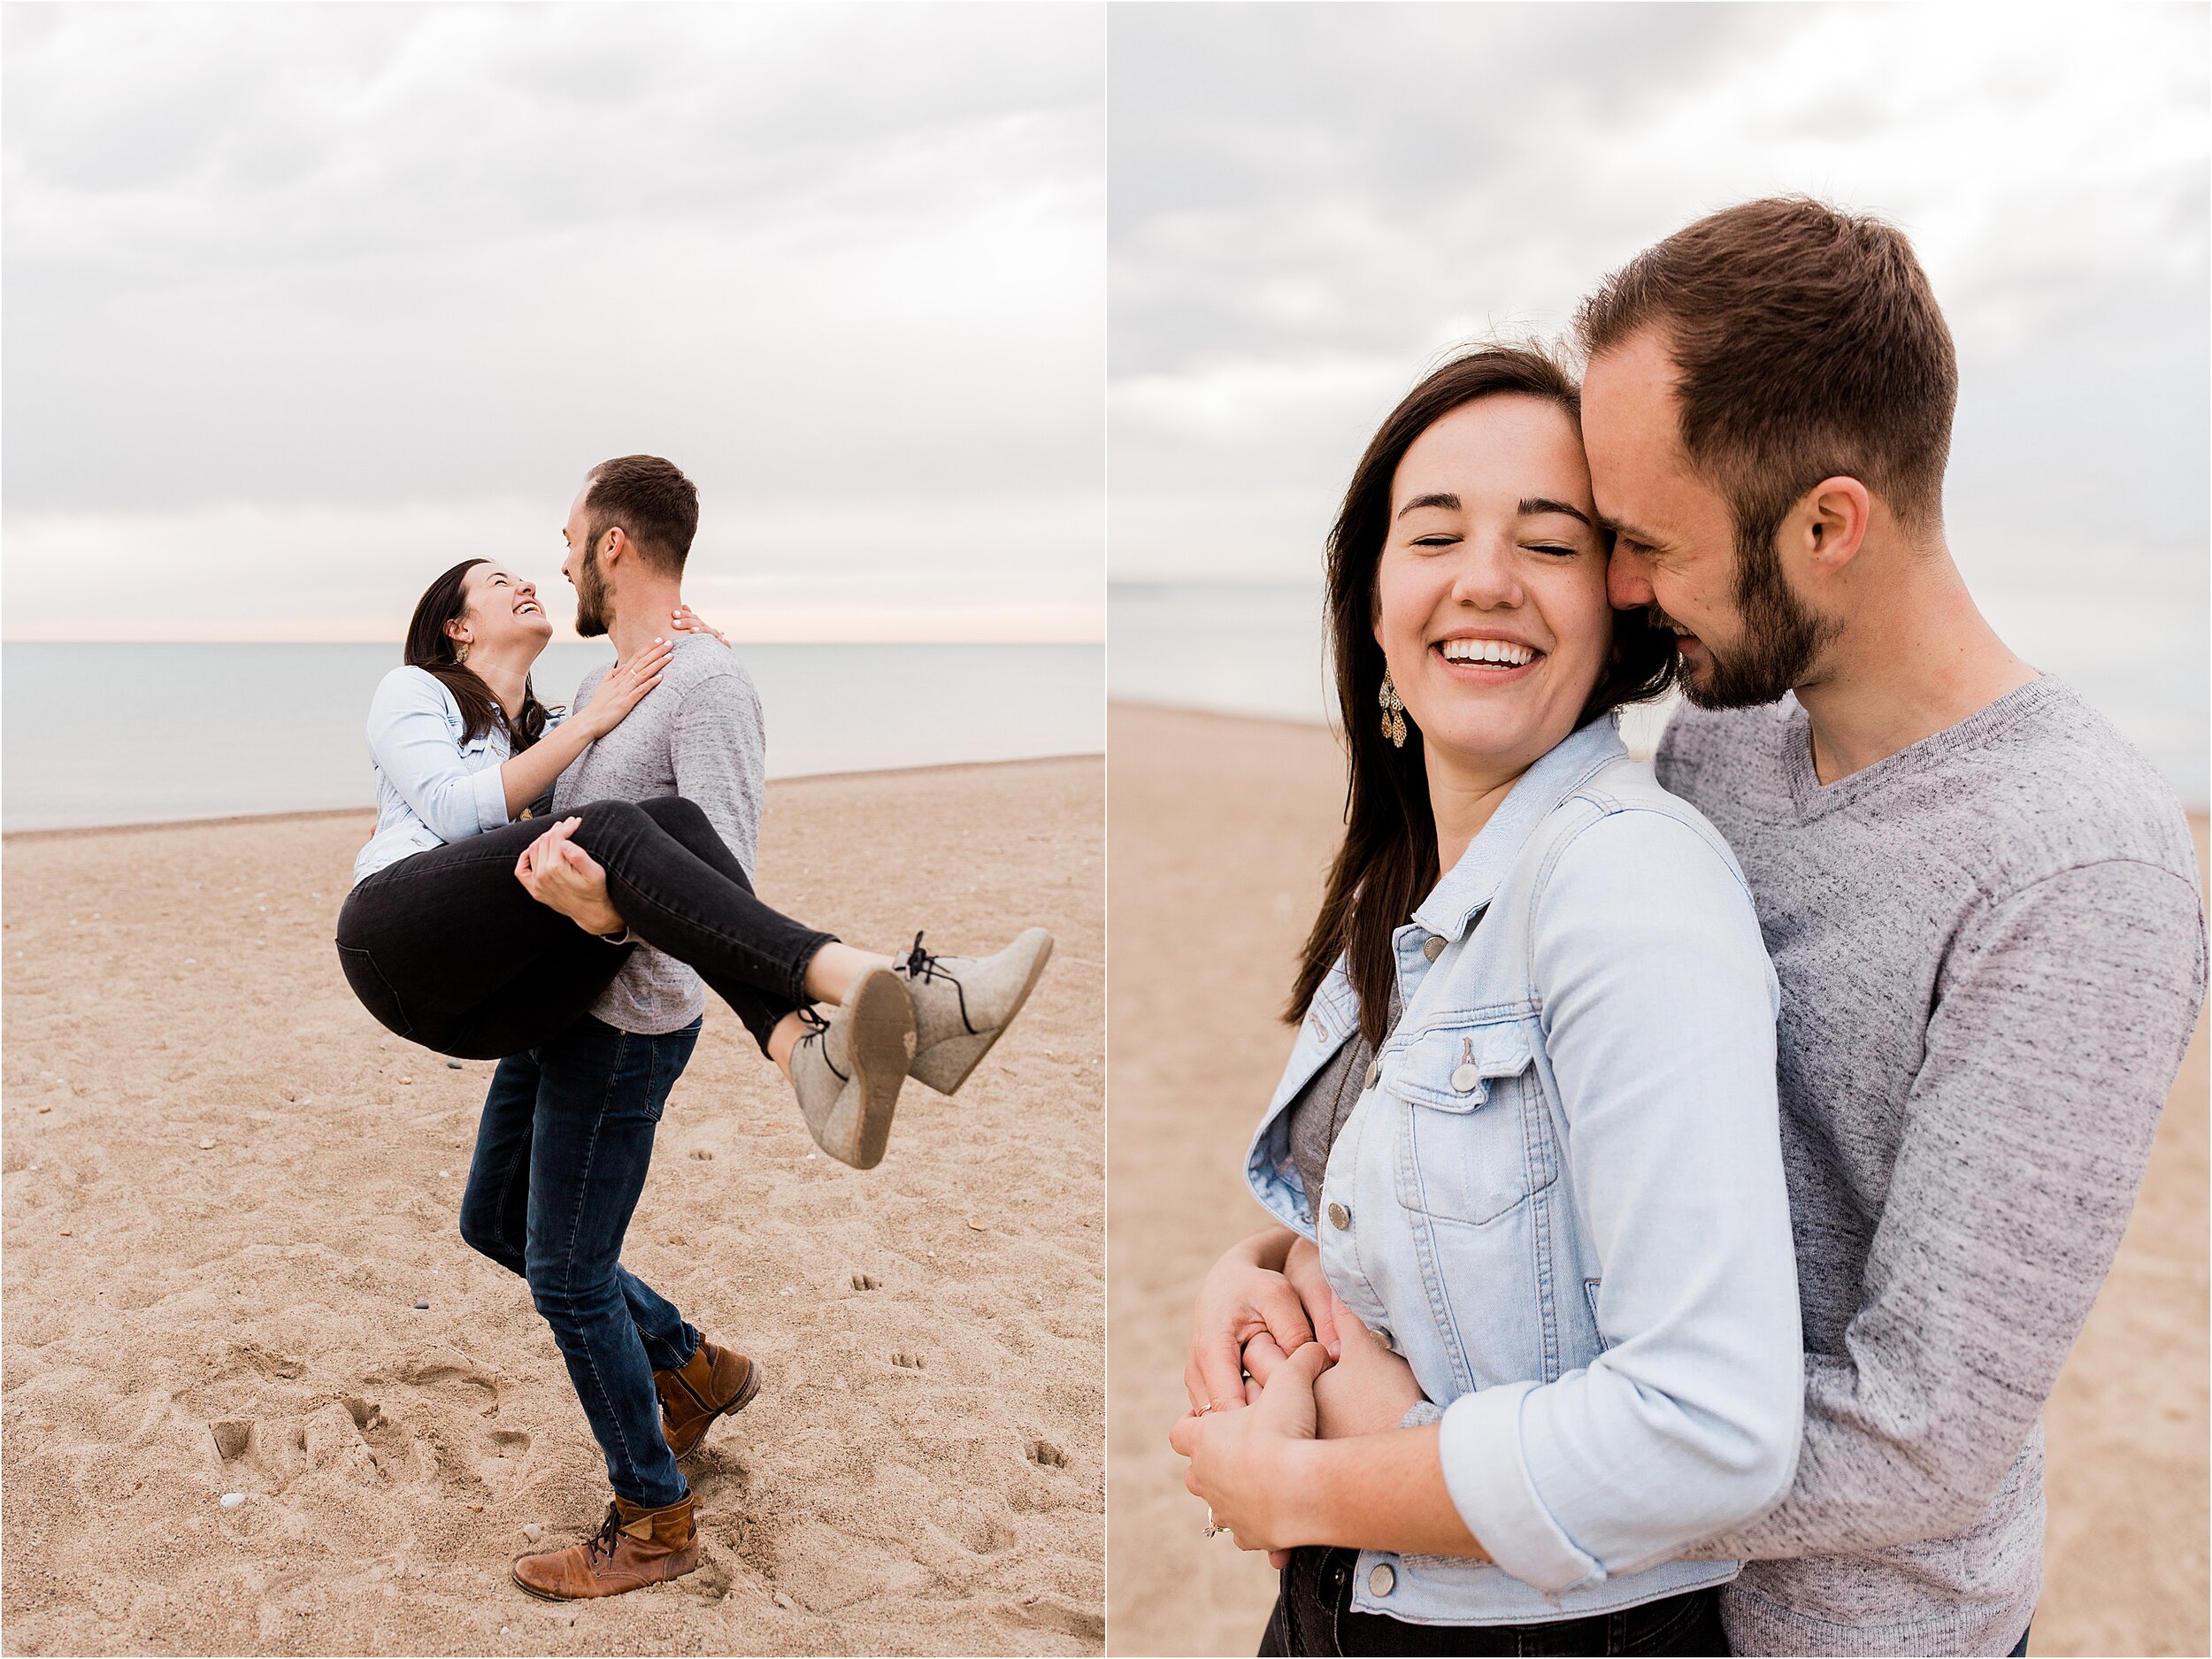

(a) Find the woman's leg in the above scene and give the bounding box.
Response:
[336,819,634,1059]
[565,797,873,1056]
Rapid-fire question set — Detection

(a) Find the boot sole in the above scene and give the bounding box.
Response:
[675,1357,764,1464]
[511,1548,701,1601]
[910,930,1055,1096]
[837,968,915,1170]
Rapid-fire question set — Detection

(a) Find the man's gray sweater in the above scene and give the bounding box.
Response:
[553,634,765,1035]
[1658,678,2205,1655]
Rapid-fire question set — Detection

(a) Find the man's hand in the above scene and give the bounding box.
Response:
[1169,1341,1330,1553]
[515,817,627,936]
[1310,1301,1424,1441]
[1187,1231,1319,1417]
[1283,1236,1342,1361]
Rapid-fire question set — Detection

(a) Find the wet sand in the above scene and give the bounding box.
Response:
[3,756,1103,1655]
[1105,703,2208,1658]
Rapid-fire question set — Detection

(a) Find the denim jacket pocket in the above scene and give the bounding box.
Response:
[1386,1020,1549,1225]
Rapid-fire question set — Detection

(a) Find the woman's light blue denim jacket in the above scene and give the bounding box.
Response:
[1244,715,1803,1625]
[352,665,563,886]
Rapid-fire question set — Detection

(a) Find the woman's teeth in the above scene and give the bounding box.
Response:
[1439,639,1536,667]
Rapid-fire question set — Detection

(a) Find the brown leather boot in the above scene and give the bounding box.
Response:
[653,1339,762,1461]
[510,1494,698,1601]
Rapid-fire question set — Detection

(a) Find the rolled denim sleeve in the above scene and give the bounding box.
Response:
[365,668,510,843]
[1435,808,1802,1591]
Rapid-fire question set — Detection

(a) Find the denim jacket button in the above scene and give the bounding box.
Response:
[1369,1563,1396,1596]
[1363,1060,1380,1092]
[1450,1063,1480,1093]
[1326,1202,1351,1231]
[1421,935,1444,962]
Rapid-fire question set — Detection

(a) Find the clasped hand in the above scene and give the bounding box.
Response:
[1170,1233,1425,1555]
[514,817,626,937]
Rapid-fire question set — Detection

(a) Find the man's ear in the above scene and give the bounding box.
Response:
[1789,476,1870,578]
[599,526,626,568]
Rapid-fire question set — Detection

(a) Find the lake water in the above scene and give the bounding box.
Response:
[2,641,1102,831]
[1110,581,2209,809]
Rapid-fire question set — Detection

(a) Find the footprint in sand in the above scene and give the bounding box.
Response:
[891,1351,926,1371]
[1025,1439,1069,1470]
[850,1272,881,1291]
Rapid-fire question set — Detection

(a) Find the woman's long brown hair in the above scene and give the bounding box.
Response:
[403,558,551,751]
[1286,345,1678,1046]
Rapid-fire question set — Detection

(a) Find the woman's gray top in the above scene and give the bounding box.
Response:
[1283,980,1397,1210]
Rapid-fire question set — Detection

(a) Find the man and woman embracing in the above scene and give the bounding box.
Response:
[1170,198,2207,1656]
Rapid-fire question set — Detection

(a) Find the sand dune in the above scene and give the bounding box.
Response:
[1105,703,2208,1659]
[4,757,1103,1655]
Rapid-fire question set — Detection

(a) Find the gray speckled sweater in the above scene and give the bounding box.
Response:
[1658,678,2205,1656]
[552,634,765,1035]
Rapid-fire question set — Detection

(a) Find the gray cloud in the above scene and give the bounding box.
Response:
[1107,2,2208,798]
[4,2,1104,640]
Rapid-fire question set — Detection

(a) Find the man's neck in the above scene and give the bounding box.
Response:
[1793,540,2038,784]
[604,580,686,664]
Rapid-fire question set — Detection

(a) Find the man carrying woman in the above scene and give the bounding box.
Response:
[336,454,1053,1601]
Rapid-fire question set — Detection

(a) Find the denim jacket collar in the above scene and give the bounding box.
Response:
[1410,715,1628,943]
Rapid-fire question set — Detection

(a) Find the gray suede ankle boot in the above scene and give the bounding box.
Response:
[892,927,1055,1095]
[787,966,915,1169]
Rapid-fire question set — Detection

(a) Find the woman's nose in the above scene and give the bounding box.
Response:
[1451,540,1522,609]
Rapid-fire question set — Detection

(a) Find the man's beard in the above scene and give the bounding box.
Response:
[572,541,611,639]
[1670,520,1838,710]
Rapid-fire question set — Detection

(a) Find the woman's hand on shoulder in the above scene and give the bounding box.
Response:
[667,604,729,647]
[575,637,675,739]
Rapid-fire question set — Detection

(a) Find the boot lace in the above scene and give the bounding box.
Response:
[586,1502,626,1566]
[795,1005,847,1081]
[898,931,975,1033]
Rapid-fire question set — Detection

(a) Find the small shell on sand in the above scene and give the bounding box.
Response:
[219,1493,245,1509]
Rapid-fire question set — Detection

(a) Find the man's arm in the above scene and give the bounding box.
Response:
[668,663,765,872]
[1687,857,2206,1560]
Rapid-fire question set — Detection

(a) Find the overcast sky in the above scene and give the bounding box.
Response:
[4,3,1104,641]
[1109,2,2208,795]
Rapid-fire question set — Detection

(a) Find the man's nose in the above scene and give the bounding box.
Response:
[1607,545,1655,611]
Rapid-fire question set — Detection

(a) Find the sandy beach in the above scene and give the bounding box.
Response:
[1105,703,2208,1658]
[3,757,1103,1655]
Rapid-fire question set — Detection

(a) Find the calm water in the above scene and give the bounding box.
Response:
[1110,581,2210,809]
[2,641,1102,831]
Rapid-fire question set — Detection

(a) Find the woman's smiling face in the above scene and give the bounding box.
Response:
[1373,394,1614,782]
[451,563,553,656]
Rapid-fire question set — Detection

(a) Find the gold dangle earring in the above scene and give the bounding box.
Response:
[1379,667,1407,749]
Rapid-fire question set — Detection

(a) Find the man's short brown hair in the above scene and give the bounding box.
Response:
[583,455,699,577]
[1576,196,1957,543]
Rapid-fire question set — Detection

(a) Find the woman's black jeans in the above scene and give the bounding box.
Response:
[1259,1548,1728,1656]
[334,795,833,1059]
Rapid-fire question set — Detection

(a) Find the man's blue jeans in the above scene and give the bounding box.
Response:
[457,1014,702,1509]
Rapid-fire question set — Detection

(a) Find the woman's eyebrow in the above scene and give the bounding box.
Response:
[1518,497,1593,526]
[1395,491,1461,518]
